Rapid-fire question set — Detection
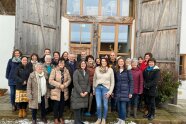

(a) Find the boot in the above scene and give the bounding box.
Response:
[127,106,131,117]
[101,118,106,124]
[59,118,65,124]
[32,120,36,124]
[95,118,101,124]
[22,109,27,118]
[54,118,59,124]
[134,107,137,118]
[18,109,23,118]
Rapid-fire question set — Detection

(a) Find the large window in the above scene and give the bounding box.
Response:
[66,0,133,17]
[70,23,92,44]
[83,0,99,15]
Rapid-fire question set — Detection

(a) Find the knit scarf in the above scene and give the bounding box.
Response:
[60,68,64,84]
[147,66,154,71]
[36,72,47,103]
[99,66,108,73]
[31,60,38,65]
[12,57,21,63]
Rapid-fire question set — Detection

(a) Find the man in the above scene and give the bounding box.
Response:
[77,51,87,63]
[39,48,51,63]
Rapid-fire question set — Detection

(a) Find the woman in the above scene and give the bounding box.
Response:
[128,58,143,118]
[71,60,90,124]
[126,58,132,70]
[6,49,22,111]
[95,58,101,67]
[93,58,114,124]
[28,53,39,71]
[85,55,96,116]
[143,58,160,120]
[138,56,143,67]
[52,51,60,66]
[27,63,49,124]
[114,57,133,124]
[139,52,153,72]
[14,56,33,118]
[49,58,71,124]
[61,51,69,63]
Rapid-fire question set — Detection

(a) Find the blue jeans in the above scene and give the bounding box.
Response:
[129,94,140,107]
[117,101,127,120]
[95,85,109,119]
[9,83,16,106]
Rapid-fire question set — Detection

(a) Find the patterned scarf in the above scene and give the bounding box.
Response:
[12,57,21,63]
[99,66,108,73]
[60,68,64,84]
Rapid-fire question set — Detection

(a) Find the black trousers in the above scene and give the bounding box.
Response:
[73,109,83,124]
[53,92,64,119]
[31,96,46,120]
[17,102,27,109]
[146,95,156,115]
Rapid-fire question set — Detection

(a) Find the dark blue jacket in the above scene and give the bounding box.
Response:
[114,70,134,102]
[6,59,21,85]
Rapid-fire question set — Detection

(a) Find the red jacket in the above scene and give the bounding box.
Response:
[131,67,144,94]
[139,61,148,72]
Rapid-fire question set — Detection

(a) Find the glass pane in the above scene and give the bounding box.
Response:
[83,0,99,15]
[118,25,130,53]
[100,26,115,51]
[81,24,91,44]
[120,0,130,16]
[71,23,81,44]
[67,0,80,15]
[102,0,117,16]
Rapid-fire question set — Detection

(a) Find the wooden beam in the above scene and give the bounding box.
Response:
[0,1,6,15]
[142,0,157,3]
[141,25,178,33]
[23,20,57,30]
[64,15,134,24]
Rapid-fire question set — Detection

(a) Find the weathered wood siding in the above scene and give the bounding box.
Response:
[15,0,61,56]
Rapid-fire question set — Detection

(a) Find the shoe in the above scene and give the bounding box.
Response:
[95,119,101,124]
[22,109,27,118]
[59,118,65,124]
[32,120,36,124]
[148,115,154,121]
[133,107,137,118]
[12,105,17,112]
[18,109,23,118]
[143,113,150,118]
[101,118,106,124]
[127,106,131,118]
[85,112,91,116]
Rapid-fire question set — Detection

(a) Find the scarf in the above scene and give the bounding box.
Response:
[147,66,154,71]
[99,66,108,73]
[12,57,21,63]
[31,60,38,64]
[60,68,64,83]
[36,72,47,103]
[46,65,52,74]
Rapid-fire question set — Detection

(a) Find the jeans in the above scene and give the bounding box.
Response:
[117,101,127,120]
[129,94,140,107]
[9,84,16,106]
[146,95,156,116]
[53,92,64,119]
[31,96,46,120]
[95,85,109,119]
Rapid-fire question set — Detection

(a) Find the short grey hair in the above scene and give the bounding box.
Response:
[45,55,52,61]
[35,63,44,69]
[126,58,131,62]
[131,58,139,64]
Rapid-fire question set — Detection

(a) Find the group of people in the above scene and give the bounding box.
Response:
[6,48,160,124]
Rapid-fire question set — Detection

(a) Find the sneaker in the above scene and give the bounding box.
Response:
[95,119,101,124]
[84,112,91,116]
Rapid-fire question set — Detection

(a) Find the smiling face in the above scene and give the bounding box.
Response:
[63,52,68,60]
[44,49,51,55]
[53,53,60,60]
[14,51,21,58]
[118,59,125,68]
[88,57,93,64]
[21,57,28,66]
[58,60,65,69]
[101,59,107,67]
[81,61,86,70]
[31,55,38,62]
[35,64,44,73]
[148,61,155,67]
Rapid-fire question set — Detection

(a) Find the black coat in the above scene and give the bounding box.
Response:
[14,64,33,90]
[143,66,160,96]
[114,70,134,102]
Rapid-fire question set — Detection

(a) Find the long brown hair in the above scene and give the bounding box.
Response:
[116,57,127,72]
[12,49,22,58]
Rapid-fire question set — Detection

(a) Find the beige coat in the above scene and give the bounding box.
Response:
[49,67,71,101]
[27,72,49,109]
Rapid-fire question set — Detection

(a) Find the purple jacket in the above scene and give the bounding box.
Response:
[131,67,144,94]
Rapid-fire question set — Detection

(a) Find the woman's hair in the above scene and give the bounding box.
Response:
[45,55,52,61]
[100,57,109,67]
[144,52,153,58]
[131,58,138,64]
[148,58,156,64]
[53,51,60,57]
[78,60,87,70]
[21,56,28,60]
[12,49,22,58]
[85,55,94,62]
[58,58,65,63]
[30,53,39,61]
[35,62,44,69]
[61,51,68,57]
[116,57,127,72]
[138,56,143,60]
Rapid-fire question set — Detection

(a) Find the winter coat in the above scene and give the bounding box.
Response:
[6,59,21,85]
[27,72,49,109]
[49,67,71,101]
[139,61,148,72]
[14,64,33,90]
[71,69,90,109]
[131,67,144,94]
[114,70,134,102]
[87,65,95,93]
[143,66,160,96]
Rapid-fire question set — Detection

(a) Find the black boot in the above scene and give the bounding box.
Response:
[148,114,154,120]
[143,113,150,118]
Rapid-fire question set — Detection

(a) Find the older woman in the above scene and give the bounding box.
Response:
[27,63,49,124]
[71,60,90,124]
[14,56,33,118]
[49,58,71,124]
[6,49,22,111]
[93,58,114,124]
